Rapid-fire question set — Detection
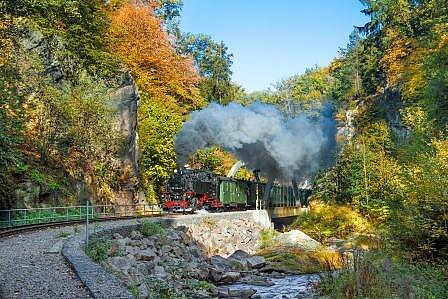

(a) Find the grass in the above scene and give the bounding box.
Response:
[139,220,164,237]
[259,228,279,249]
[290,200,374,244]
[318,250,448,299]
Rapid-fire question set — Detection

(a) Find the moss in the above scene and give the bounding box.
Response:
[259,247,343,274]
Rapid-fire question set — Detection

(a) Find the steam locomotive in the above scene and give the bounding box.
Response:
[161,168,312,212]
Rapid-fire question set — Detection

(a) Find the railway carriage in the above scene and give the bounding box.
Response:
[162,168,311,212]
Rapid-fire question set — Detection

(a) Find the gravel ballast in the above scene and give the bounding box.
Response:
[0,226,92,299]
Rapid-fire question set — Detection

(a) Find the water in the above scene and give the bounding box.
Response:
[230,274,320,299]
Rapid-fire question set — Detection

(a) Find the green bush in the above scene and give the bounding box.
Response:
[85,237,112,263]
[139,220,164,237]
[259,229,279,249]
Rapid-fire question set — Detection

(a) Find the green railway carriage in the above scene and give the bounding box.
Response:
[164,169,311,210]
[218,179,248,207]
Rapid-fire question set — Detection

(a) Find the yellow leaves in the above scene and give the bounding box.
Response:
[433,23,448,50]
[433,139,448,166]
[380,28,413,87]
[401,106,427,131]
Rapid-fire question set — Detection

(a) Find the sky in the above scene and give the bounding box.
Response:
[180,0,369,92]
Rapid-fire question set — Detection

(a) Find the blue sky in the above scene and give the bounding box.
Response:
[180,0,369,92]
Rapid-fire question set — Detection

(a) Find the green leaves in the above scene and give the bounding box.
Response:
[177,33,233,103]
[138,95,182,197]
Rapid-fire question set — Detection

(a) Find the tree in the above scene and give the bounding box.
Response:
[177,33,233,103]
[107,1,202,113]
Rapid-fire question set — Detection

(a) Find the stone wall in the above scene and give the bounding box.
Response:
[62,211,273,298]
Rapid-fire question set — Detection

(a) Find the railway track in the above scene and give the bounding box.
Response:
[0,214,163,238]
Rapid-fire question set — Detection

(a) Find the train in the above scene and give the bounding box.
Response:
[161,168,312,212]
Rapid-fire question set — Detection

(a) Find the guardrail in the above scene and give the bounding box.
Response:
[0,204,161,229]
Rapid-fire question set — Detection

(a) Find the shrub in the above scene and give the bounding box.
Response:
[259,229,279,249]
[319,250,448,299]
[85,237,112,263]
[290,200,374,243]
[139,220,164,237]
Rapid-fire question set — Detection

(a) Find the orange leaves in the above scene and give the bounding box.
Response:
[107,1,202,112]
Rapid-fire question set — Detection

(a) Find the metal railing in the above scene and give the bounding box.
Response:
[0,204,161,229]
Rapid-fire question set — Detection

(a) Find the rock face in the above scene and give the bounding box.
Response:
[338,88,410,144]
[109,73,142,204]
[15,29,142,207]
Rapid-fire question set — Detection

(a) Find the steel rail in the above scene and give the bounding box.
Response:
[0,214,165,238]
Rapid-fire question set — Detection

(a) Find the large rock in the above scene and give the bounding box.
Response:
[130,230,142,240]
[138,248,156,261]
[274,230,321,251]
[211,255,233,270]
[228,288,257,298]
[21,29,143,205]
[246,256,266,269]
[228,250,250,261]
[109,256,132,272]
[220,271,241,283]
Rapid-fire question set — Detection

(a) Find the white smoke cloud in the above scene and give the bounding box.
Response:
[174,102,337,181]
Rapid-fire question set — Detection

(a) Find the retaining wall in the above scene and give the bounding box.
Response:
[62,210,272,298]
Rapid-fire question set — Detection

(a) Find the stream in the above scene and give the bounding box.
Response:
[230,273,321,299]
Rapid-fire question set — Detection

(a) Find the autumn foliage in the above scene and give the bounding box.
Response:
[107,0,203,112]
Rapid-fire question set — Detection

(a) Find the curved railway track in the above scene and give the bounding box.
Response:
[0,214,167,238]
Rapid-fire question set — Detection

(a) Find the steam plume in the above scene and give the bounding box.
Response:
[175,102,337,182]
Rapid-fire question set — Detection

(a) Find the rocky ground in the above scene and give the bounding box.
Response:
[93,220,324,299]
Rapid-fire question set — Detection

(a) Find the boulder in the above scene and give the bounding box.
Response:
[138,248,156,261]
[246,256,266,269]
[274,230,321,251]
[217,286,229,297]
[109,256,132,272]
[240,274,274,286]
[211,255,233,270]
[228,288,257,298]
[220,271,241,283]
[209,268,223,282]
[228,250,250,261]
[130,230,143,240]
